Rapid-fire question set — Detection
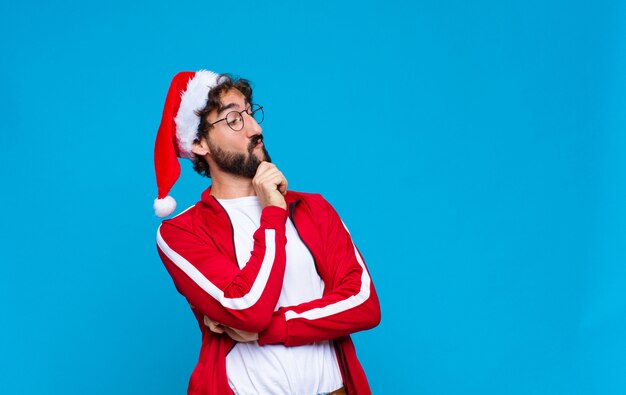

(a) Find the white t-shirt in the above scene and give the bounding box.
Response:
[218,196,343,395]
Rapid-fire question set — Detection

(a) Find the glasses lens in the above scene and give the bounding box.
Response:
[226,111,244,131]
[250,104,264,124]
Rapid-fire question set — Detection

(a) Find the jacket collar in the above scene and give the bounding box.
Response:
[200,185,301,212]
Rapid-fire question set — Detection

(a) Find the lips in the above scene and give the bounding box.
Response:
[251,135,263,145]
[248,135,264,152]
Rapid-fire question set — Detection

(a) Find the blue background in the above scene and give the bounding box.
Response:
[1,0,625,394]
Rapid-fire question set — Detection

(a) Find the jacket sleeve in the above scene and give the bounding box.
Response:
[156,206,288,333]
[258,198,380,347]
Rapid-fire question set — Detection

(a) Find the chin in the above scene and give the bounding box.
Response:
[253,150,267,162]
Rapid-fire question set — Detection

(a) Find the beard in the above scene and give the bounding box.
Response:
[208,134,271,179]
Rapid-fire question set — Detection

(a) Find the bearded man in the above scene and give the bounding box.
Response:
[153,70,380,395]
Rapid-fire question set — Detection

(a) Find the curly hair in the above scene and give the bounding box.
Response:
[192,74,254,178]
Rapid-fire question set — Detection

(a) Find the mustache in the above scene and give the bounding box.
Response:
[248,134,264,151]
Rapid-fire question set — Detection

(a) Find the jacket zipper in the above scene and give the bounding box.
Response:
[212,196,240,268]
[289,200,323,278]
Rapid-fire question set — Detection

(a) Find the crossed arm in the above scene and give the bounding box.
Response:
[157,205,289,333]
[201,198,381,347]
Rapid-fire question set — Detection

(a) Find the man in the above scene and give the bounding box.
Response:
[153,70,380,395]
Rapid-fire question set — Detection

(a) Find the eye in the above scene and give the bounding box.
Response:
[227,116,242,127]
[250,105,263,123]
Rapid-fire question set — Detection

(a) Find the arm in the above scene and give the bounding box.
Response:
[157,162,289,333]
[257,197,381,347]
[157,205,288,333]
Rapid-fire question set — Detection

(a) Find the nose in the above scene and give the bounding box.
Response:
[244,112,262,136]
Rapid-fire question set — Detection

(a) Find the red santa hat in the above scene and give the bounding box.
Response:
[153,70,220,217]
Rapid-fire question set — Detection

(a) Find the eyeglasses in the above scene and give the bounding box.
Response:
[209,104,264,132]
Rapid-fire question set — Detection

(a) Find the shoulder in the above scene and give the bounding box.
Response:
[160,203,198,229]
[286,190,329,202]
[286,190,331,207]
[157,201,211,243]
[286,190,340,221]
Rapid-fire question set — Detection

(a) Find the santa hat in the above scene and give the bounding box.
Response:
[153,70,220,217]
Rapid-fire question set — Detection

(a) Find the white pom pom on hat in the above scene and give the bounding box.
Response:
[153,70,220,217]
[154,195,177,218]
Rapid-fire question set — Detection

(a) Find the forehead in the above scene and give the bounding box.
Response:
[217,89,247,111]
[206,88,248,122]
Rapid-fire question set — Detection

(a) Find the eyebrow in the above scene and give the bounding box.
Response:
[217,101,251,117]
[217,102,241,116]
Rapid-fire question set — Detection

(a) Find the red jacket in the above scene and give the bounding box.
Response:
[156,187,381,394]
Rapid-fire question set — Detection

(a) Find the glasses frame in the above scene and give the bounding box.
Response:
[208,104,264,132]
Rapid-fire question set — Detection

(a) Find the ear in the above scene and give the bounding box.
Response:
[191,138,211,156]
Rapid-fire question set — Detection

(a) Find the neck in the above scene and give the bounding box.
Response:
[209,170,256,199]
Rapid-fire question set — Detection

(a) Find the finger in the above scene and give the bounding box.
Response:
[252,170,281,189]
[255,167,282,183]
[254,168,281,183]
[223,327,242,342]
[224,327,256,342]
[254,173,286,192]
[277,177,288,194]
[254,161,276,176]
[262,175,286,193]
[266,172,285,186]
[210,323,225,334]
[204,316,225,334]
